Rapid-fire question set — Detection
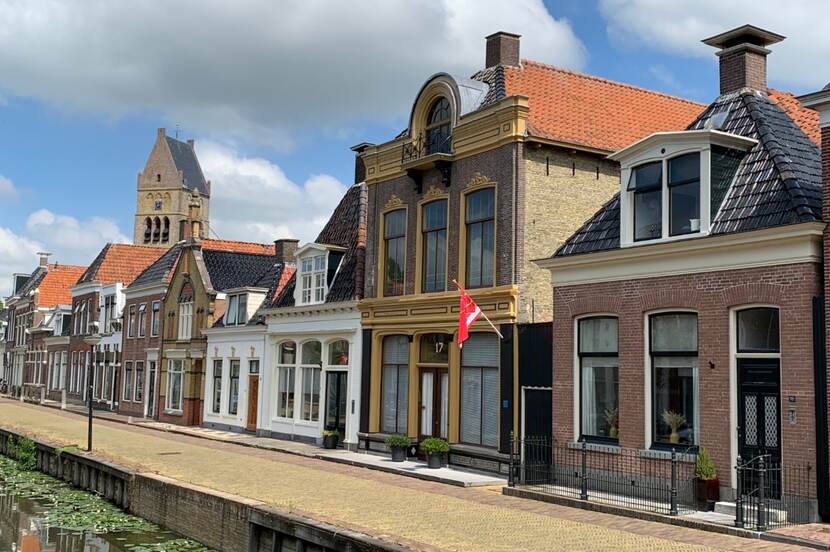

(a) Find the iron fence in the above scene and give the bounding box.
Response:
[735,454,817,531]
[509,434,696,515]
[401,132,452,163]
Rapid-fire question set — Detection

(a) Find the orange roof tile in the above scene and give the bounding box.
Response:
[80,244,166,286]
[201,239,275,255]
[37,264,87,307]
[272,265,296,302]
[503,60,706,152]
[768,89,820,145]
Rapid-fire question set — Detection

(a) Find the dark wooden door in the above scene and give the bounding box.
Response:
[419,368,448,440]
[325,371,348,444]
[246,375,259,432]
[738,358,781,496]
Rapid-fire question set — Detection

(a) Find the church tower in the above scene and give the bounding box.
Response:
[133,128,211,246]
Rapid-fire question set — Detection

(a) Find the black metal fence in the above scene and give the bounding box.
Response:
[735,454,816,531]
[509,434,696,515]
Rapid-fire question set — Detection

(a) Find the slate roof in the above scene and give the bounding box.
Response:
[77,243,165,286]
[128,243,184,288]
[212,262,295,328]
[554,88,822,258]
[272,183,367,308]
[201,249,277,292]
[166,136,210,197]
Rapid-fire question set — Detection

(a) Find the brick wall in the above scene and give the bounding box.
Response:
[553,262,821,482]
[68,291,99,399]
[119,291,165,417]
[718,48,767,94]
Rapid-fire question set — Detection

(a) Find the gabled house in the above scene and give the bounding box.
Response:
[67,244,165,410]
[354,32,703,471]
[538,25,824,505]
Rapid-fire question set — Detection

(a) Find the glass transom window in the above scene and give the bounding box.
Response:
[737,307,780,353]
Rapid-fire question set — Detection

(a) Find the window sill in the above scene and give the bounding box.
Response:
[623,230,709,248]
[567,441,621,454]
[163,409,183,416]
[639,447,696,462]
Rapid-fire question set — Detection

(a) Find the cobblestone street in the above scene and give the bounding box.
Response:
[0,399,815,551]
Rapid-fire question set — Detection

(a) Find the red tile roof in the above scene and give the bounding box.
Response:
[38,264,87,307]
[202,239,275,255]
[768,89,820,145]
[272,265,296,302]
[503,60,706,152]
[80,244,166,286]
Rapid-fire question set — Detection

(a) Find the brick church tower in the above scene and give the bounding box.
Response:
[133,128,211,246]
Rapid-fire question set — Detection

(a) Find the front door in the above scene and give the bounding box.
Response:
[325,371,348,444]
[246,375,259,432]
[419,368,448,439]
[738,359,782,495]
[146,361,156,418]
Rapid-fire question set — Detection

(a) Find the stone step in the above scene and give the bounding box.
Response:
[714,501,788,523]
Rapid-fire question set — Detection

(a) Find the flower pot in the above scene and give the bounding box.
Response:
[427,452,443,469]
[322,434,338,449]
[390,445,407,462]
[669,431,680,444]
[695,477,720,511]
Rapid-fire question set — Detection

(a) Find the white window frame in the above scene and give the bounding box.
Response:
[178,302,193,340]
[225,293,248,326]
[150,301,161,336]
[299,340,322,423]
[296,251,328,306]
[137,303,147,337]
[572,313,619,443]
[127,304,136,338]
[274,341,297,420]
[166,359,184,412]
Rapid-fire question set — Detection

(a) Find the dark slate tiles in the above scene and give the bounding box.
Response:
[129,243,183,288]
[166,137,209,196]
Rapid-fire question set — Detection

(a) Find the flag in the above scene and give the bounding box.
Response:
[458,285,481,348]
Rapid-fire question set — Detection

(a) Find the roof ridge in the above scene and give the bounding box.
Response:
[514,59,706,108]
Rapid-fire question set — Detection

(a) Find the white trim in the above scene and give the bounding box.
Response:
[608,129,757,162]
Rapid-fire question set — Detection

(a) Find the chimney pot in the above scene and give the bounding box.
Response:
[274,239,300,263]
[485,32,521,68]
[703,24,785,94]
[36,251,51,268]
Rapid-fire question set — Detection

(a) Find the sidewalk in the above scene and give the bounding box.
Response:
[0,398,817,552]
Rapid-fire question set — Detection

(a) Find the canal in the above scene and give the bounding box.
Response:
[0,455,212,551]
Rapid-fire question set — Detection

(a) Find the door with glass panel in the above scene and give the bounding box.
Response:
[325,371,348,445]
[418,334,450,440]
[146,360,157,418]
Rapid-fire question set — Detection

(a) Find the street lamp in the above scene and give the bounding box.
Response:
[83,322,102,452]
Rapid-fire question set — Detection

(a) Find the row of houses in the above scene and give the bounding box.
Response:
[3,23,830,517]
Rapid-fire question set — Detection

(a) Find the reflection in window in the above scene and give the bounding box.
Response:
[384,209,406,296]
[301,341,322,421]
[668,153,700,236]
[277,342,296,418]
[228,359,240,415]
[328,340,349,366]
[737,308,780,353]
[425,97,451,155]
[465,188,495,288]
[629,161,662,241]
[579,317,619,441]
[422,200,447,292]
[419,333,450,364]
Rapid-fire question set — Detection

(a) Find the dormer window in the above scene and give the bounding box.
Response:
[300,254,327,305]
[225,293,248,326]
[425,98,451,155]
[668,153,701,237]
[629,161,663,241]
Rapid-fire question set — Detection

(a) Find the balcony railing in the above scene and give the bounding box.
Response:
[401,131,453,165]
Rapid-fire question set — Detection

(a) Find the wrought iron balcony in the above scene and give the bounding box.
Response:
[401,132,453,193]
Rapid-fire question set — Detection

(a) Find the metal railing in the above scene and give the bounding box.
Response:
[401,131,452,163]
[508,434,696,515]
[735,454,816,531]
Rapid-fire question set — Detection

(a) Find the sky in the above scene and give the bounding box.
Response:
[0,0,828,297]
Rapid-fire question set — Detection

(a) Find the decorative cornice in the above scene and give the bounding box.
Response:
[384,195,404,210]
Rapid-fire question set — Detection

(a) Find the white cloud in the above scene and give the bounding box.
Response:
[0,227,42,297]
[0,176,18,199]
[598,0,830,91]
[25,209,129,253]
[197,142,348,244]
[0,0,585,150]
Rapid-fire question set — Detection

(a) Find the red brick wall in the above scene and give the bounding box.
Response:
[553,262,821,482]
[68,291,99,399]
[119,291,165,417]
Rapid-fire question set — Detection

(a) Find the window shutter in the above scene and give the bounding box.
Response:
[461,333,499,366]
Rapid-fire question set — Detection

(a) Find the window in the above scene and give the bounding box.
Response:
[300,341,321,421]
[460,333,499,447]
[419,333,449,364]
[137,304,147,337]
[328,340,349,366]
[383,210,406,296]
[228,359,240,415]
[276,342,296,418]
[381,335,409,434]
[226,294,248,325]
[422,200,447,292]
[711,146,745,216]
[103,295,116,333]
[737,308,780,353]
[650,313,698,447]
[60,352,67,390]
[578,317,619,442]
[135,361,144,402]
[127,305,136,338]
[299,255,327,304]
[167,359,184,411]
[248,359,259,375]
[668,153,700,236]
[151,301,161,336]
[629,161,663,241]
[178,302,193,340]
[124,362,133,402]
[144,217,152,243]
[465,188,495,288]
[425,97,451,155]
[212,359,222,414]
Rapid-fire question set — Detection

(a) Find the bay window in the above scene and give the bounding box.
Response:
[578,317,619,442]
[668,153,700,236]
[229,359,240,415]
[300,341,321,422]
[465,188,495,288]
[383,209,406,296]
[460,333,499,447]
[650,312,698,447]
[381,335,409,434]
[422,199,447,292]
[212,359,222,414]
[167,359,184,412]
[276,342,296,418]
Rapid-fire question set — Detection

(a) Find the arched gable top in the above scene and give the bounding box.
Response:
[407,73,489,139]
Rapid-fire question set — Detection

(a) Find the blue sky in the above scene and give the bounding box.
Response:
[0,0,826,296]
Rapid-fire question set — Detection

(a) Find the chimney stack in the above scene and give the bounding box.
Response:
[274,239,299,263]
[350,142,372,184]
[485,32,521,68]
[37,251,51,268]
[187,139,195,148]
[703,24,785,94]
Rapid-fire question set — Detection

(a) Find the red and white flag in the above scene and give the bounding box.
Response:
[457,283,481,348]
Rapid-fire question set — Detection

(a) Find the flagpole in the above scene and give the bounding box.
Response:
[452,279,504,339]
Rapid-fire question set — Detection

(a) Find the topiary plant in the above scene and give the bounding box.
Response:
[384,434,410,448]
[421,437,450,455]
[695,447,717,480]
[322,429,339,437]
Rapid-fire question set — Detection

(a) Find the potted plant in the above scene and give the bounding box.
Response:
[661,410,686,444]
[604,406,619,438]
[421,437,450,469]
[694,447,720,511]
[385,434,409,462]
[321,429,339,449]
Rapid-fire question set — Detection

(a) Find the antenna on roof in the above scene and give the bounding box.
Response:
[175,123,180,139]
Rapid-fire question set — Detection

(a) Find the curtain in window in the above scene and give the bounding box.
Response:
[382,335,409,434]
[651,313,697,351]
[229,360,240,415]
[212,359,222,413]
[422,200,447,292]
[651,313,698,446]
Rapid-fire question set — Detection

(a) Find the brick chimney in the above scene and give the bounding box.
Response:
[350,142,372,184]
[485,32,521,68]
[274,239,299,263]
[703,24,785,94]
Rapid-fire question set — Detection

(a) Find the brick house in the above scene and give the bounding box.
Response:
[3,255,85,397]
[355,32,703,471]
[538,25,824,506]
[66,244,165,410]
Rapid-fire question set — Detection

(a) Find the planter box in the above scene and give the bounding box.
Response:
[390,446,407,462]
[695,478,720,511]
[322,434,338,449]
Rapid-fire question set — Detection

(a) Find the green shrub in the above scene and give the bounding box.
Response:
[384,434,410,448]
[322,429,339,437]
[420,437,449,455]
[695,447,717,480]
[8,435,37,471]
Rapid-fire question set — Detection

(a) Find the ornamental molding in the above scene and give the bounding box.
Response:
[423,185,447,201]
[467,172,495,189]
[384,195,404,210]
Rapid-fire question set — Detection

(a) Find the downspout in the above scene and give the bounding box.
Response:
[813,296,830,519]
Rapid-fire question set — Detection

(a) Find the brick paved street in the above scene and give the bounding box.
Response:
[0,399,815,551]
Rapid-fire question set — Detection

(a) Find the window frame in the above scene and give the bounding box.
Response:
[463,187,496,289]
[228,359,241,416]
[299,340,322,422]
[150,301,161,336]
[166,359,184,413]
[298,253,328,305]
[127,305,136,338]
[576,315,620,444]
[667,152,702,238]
[177,302,193,340]
[123,361,133,403]
[135,361,144,402]
[137,303,147,338]
[420,199,448,293]
[380,335,409,435]
[382,208,407,297]
[424,97,452,155]
[212,358,223,414]
[275,341,297,420]
[459,332,500,448]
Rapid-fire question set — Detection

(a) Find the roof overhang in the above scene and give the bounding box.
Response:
[798,88,830,126]
[608,129,758,162]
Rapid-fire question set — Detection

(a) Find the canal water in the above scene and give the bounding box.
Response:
[0,455,211,551]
